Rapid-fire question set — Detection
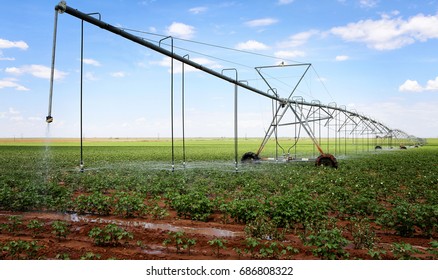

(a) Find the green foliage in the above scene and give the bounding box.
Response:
[428,240,438,259]
[167,191,213,221]
[27,219,44,237]
[1,139,438,260]
[55,253,71,260]
[258,241,289,259]
[88,224,133,246]
[244,215,286,241]
[391,242,421,260]
[208,238,227,257]
[305,227,350,260]
[162,231,196,254]
[377,200,437,237]
[367,248,387,260]
[80,252,101,260]
[7,215,23,234]
[244,237,260,258]
[51,221,70,240]
[113,191,147,218]
[1,240,42,259]
[147,196,169,220]
[349,218,377,250]
[75,192,112,215]
[416,204,438,236]
[268,188,328,231]
[227,198,266,224]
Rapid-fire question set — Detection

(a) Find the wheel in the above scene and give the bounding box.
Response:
[315,154,338,168]
[375,145,382,150]
[241,152,260,163]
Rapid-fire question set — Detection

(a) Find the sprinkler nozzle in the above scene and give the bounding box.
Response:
[46,116,54,123]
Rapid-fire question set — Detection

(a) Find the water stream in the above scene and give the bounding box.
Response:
[2,212,243,238]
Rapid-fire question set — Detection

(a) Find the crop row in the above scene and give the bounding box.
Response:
[1,141,438,259]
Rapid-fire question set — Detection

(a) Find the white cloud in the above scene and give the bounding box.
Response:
[278,0,294,5]
[166,22,195,39]
[245,18,278,28]
[399,80,423,92]
[28,116,42,122]
[354,101,438,138]
[191,57,222,69]
[425,77,438,91]
[0,50,14,61]
[0,38,28,50]
[331,12,438,50]
[189,6,207,14]
[0,78,29,91]
[82,58,101,66]
[85,72,98,81]
[235,40,270,50]
[5,64,67,80]
[335,55,349,61]
[110,71,126,78]
[151,57,222,73]
[274,50,306,59]
[0,107,24,121]
[359,0,378,8]
[277,30,319,48]
[399,76,438,92]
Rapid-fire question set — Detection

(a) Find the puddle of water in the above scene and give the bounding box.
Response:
[7,211,242,238]
[142,249,164,255]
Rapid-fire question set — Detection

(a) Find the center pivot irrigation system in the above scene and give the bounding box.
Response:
[46,1,424,171]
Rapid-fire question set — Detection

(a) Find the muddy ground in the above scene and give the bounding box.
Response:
[0,210,435,260]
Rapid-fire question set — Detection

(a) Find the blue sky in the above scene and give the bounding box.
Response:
[1,0,438,138]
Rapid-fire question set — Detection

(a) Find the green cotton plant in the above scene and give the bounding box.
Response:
[51,221,70,240]
[167,191,213,221]
[113,191,147,218]
[227,198,266,224]
[80,252,101,260]
[391,242,422,260]
[258,241,287,260]
[162,231,196,254]
[88,224,133,246]
[243,237,261,259]
[367,248,387,260]
[428,240,438,259]
[7,215,23,235]
[74,192,112,215]
[244,215,286,241]
[268,188,328,232]
[305,227,350,260]
[2,240,42,260]
[208,238,227,257]
[27,219,44,238]
[147,196,169,220]
[377,200,420,237]
[349,217,377,250]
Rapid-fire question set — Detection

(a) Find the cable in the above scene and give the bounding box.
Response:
[122,27,306,64]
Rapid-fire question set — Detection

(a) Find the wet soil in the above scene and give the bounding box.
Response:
[0,210,435,260]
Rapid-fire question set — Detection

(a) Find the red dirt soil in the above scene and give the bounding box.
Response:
[0,210,435,260]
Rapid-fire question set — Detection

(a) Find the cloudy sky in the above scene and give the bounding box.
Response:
[1,0,438,138]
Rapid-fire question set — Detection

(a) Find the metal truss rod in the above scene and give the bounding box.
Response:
[55,2,280,102]
[54,1,396,134]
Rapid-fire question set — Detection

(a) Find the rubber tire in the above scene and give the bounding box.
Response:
[315,154,338,169]
[375,145,382,150]
[241,152,260,163]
